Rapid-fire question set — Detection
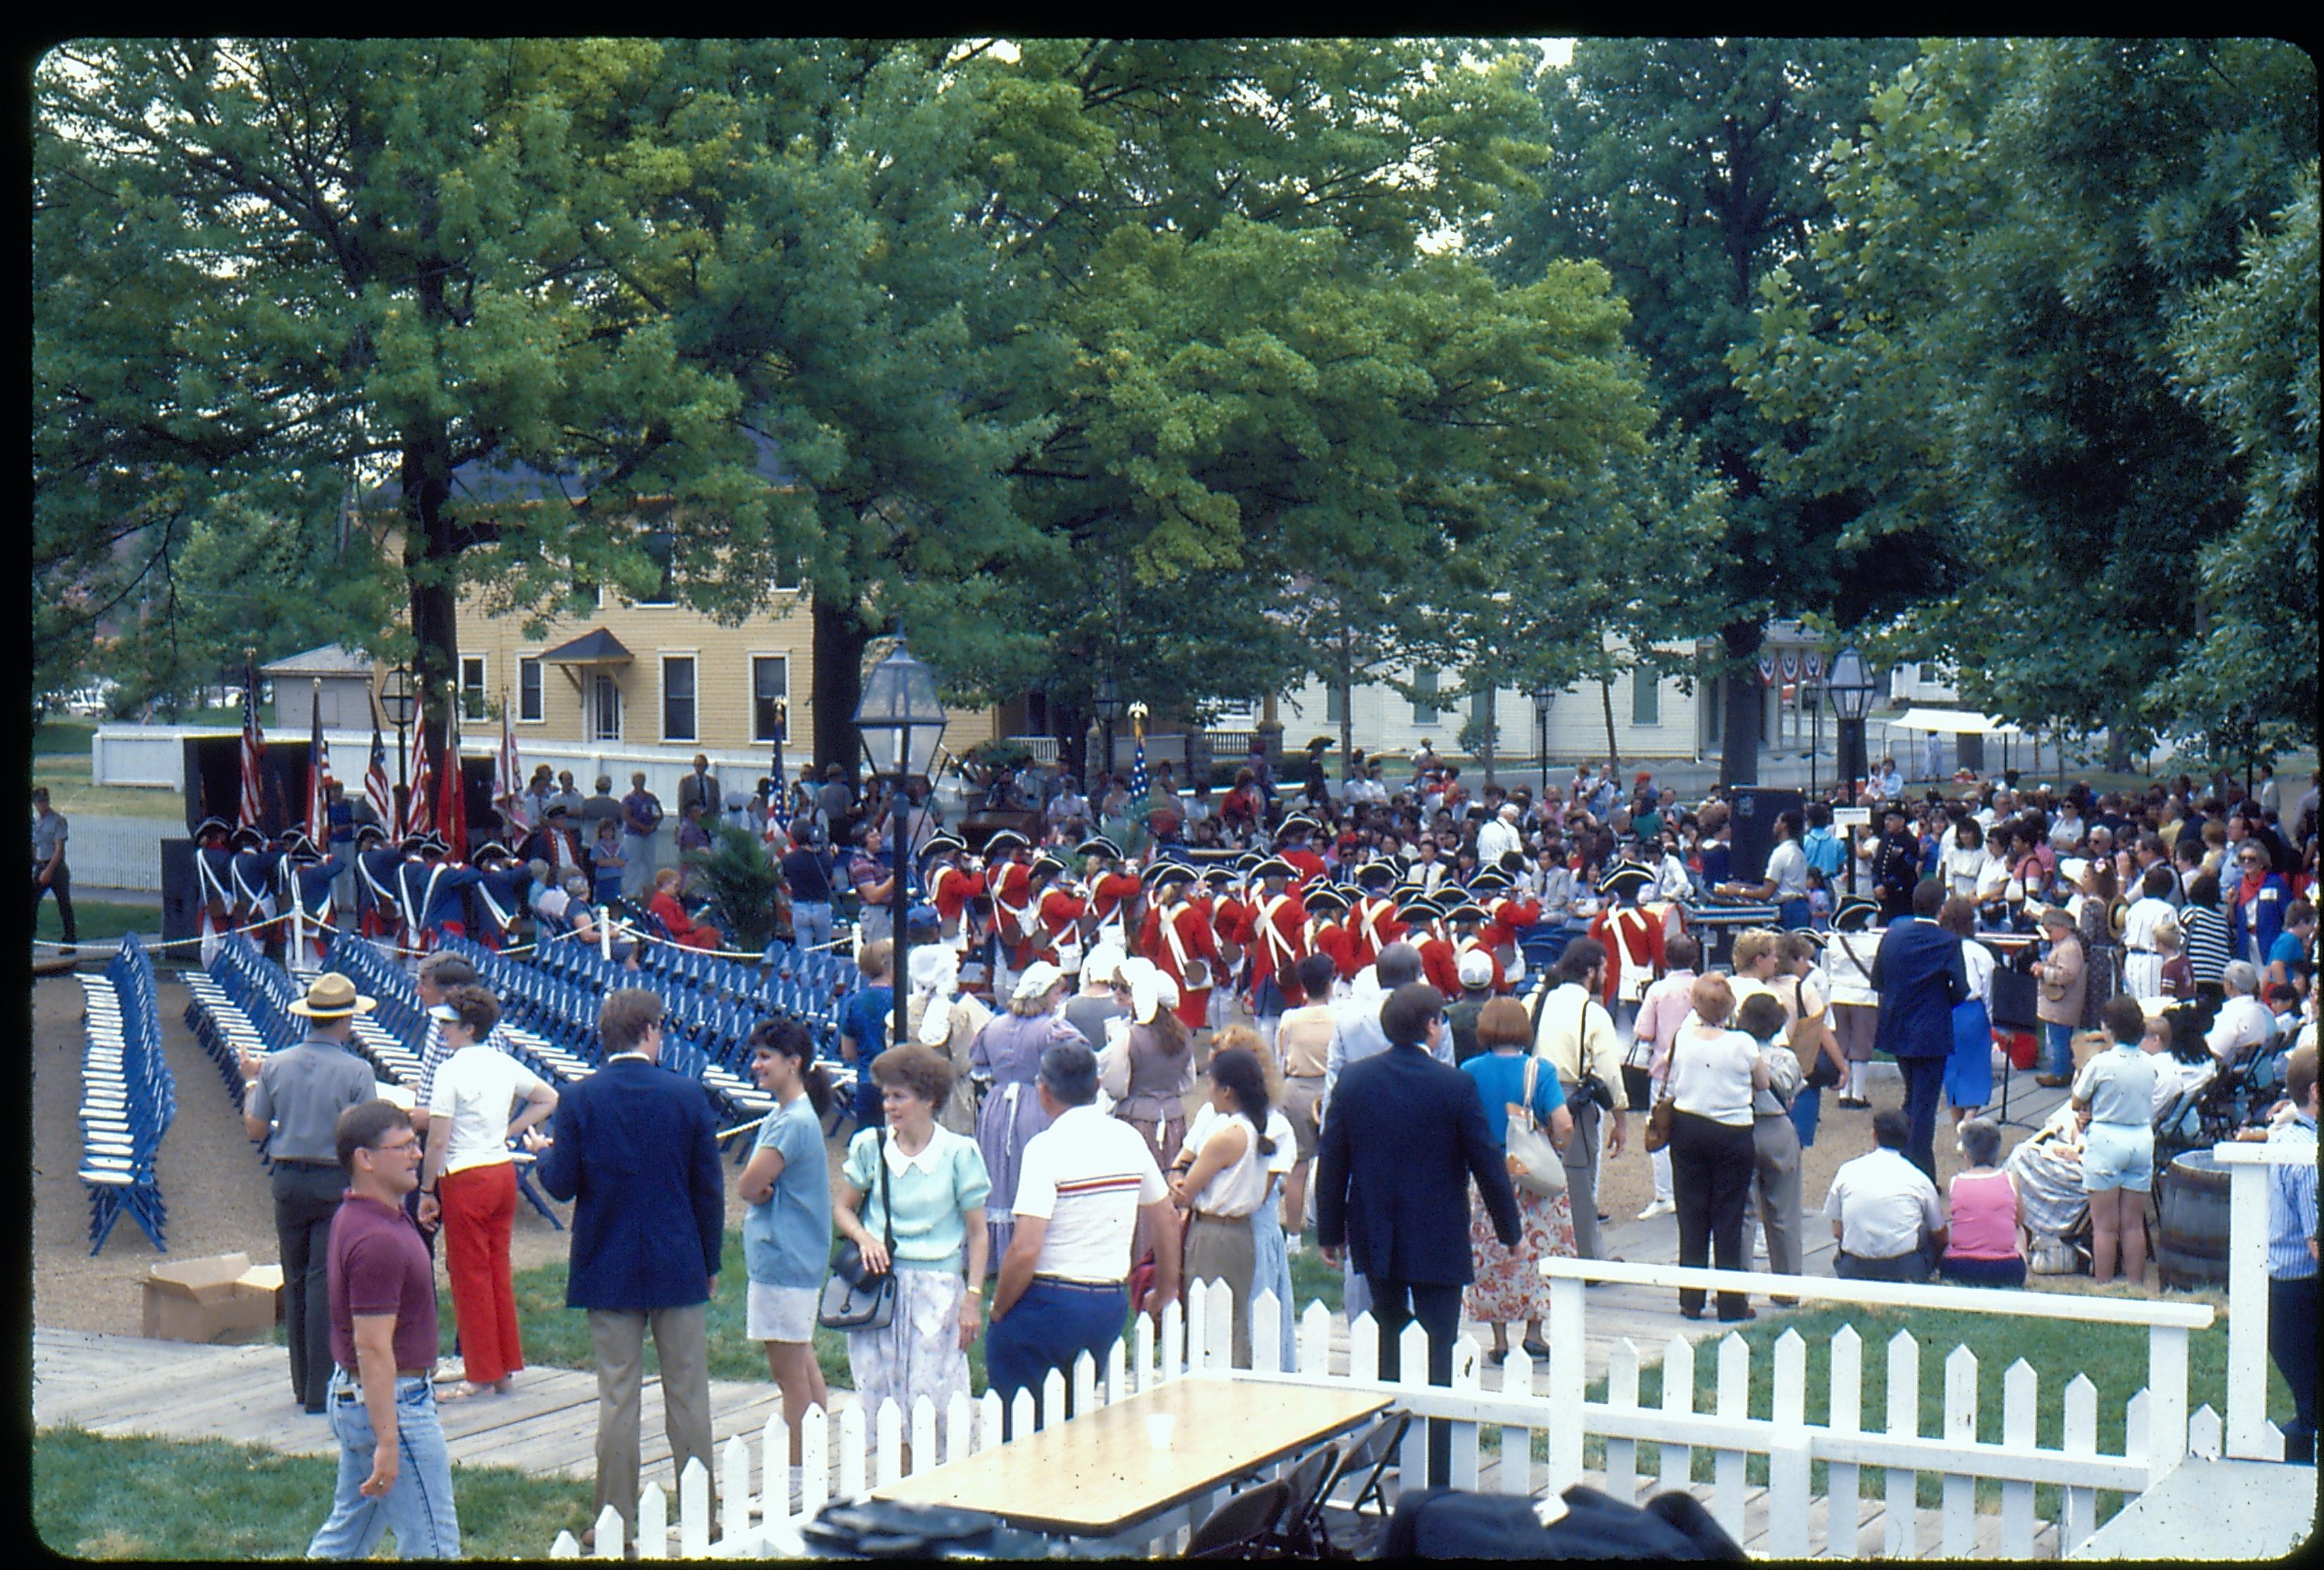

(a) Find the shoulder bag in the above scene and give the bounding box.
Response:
[818,1128,898,1332]
[1503,1053,1568,1197]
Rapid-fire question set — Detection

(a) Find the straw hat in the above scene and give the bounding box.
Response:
[287,972,377,1019]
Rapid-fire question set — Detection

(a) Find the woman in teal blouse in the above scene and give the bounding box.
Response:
[834,1043,991,1468]
[1460,998,1576,1365]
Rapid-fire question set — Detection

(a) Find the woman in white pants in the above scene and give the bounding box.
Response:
[1629,934,1703,1219]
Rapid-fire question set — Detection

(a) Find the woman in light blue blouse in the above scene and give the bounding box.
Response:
[737,1019,835,1503]
[835,1043,991,1466]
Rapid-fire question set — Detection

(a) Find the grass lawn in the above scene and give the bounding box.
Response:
[1559,1295,2294,1526]
[32,1424,595,1559]
[37,899,160,949]
[35,719,96,755]
[33,753,189,821]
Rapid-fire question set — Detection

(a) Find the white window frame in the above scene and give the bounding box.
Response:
[591,672,623,743]
[459,655,488,722]
[517,656,544,724]
[1632,670,1660,728]
[660,651,699,743]
[750,653,792,743]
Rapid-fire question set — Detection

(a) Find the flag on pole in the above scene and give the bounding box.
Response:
[1127,733,1151,812]
[497,705,530,839]
[436,688,467,858]
[305,681,334,846]
[405,696,434,843]
[365,700,393,831]
[238,653,266,831]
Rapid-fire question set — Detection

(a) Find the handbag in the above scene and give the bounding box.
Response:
[1642,1095,1676,1155]
[1503,1055,1568,1197]
[817,1128,898,1332]
[1989,957,2040,1031]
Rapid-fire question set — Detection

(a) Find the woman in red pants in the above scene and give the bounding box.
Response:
[417,984,558,1398]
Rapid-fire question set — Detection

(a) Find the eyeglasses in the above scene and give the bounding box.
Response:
[371,1135,421,1157]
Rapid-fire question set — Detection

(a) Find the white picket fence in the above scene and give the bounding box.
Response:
[549,1137,2310,1558]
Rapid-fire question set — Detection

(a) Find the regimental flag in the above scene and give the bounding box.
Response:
[365,703,393,831]
[305,682,334,847]
[437,689,467,858]
[239,653,266,831]
[496,705,530,839]
[405,697,433,842]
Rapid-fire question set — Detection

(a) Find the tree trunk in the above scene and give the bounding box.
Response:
[2104,722,2133,774]
[811,594,869,786]
[1720,620,1764,789]
[402,418,459,785]
[1054,699,1090,787]
[1337,624,1355,766]
[1598,679,1620,777]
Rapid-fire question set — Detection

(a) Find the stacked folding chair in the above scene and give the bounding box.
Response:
[78,936,176,1254]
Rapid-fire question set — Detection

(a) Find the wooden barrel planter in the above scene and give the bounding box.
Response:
[2154,1148,2232,1290]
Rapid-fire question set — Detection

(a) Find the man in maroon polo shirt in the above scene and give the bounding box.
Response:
[306,1100,462,1558]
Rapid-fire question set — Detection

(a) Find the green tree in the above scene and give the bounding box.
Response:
[1733,39,2317,751]
[2161,162,2320,748]
[1482,38,1916,784]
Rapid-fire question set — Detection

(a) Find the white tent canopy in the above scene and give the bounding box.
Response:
[1887,706,2023,737]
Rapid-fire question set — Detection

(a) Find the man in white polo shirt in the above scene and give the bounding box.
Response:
[987,1039,1181,1432]
[1824,1107,1947,1281]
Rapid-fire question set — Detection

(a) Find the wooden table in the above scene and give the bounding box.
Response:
[871,1375,1389,1549]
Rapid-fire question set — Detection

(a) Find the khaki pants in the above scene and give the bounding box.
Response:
[1184,1214,1258,1369]
[1745,1112,1805,1277]
[587,1304,715,1533]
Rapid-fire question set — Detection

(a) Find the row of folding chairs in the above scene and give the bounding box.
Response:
[78,937,176,1255]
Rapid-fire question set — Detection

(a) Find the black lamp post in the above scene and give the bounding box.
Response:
[855,639,949,1051]
[1826,646,1876,896]
[379,666,418,832]
[1091,677,1124,795]
[1532,686,1557,801]
[1806,674,1823,803]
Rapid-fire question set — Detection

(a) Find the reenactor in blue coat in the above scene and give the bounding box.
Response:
[469,841,529,953]
[194,816,239,966]
[279,830,340,967]
[393,831,480,959]
[353,823,403,943]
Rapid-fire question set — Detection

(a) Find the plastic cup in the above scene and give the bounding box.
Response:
[1144,1413,1176,1452]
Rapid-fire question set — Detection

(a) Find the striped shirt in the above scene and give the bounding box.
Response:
[1010,1103,1168,1284]
[2180,901,2233,986]
[2267,1114,2318,1281]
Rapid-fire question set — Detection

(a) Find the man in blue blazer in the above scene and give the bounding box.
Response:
[537,988,725,1540]
[1318,982,1521,1486]
[1871,878,1968,1179]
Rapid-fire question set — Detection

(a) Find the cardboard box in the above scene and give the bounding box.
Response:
[238,1262,286,1326]
[142,1252,276,1345]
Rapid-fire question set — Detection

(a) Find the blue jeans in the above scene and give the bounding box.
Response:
[308,1371,461,1559]
[2040,1022,2075,1076]
[985,1279,1128,1436]
[1788,1084,1822,1148]
[1777,898,1811,931]
[790,900,833,955]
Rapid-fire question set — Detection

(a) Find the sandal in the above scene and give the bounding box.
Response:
[439,1381,493,1401]
[1486,1345,1510,1366]
[1522,1337,1551,1361]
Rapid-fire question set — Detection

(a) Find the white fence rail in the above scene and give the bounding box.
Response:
[65,817,175,891]
[546,1137,2307,1559]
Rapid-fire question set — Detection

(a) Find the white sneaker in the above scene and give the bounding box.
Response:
[1637,1198,1676,1219]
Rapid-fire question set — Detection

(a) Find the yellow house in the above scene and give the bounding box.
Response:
[454,586,1002,765]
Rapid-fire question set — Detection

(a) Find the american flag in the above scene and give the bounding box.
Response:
[496,706,530,838]
[364,703,393,831]
[766,709,791,840]
[436,686,467,858]
[238,653,265,831]
[1127,733,1151,812]
[305,681,334,846]
[404,696,433,841]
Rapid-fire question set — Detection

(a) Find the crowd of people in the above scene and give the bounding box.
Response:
[229,742,2322,1551]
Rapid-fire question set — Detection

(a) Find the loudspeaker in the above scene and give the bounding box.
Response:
[159,839,198,947]
[1729,786,1805,884]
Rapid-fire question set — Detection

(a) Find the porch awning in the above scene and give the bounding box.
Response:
[538,629,633,666]
[1889,706,2021,737]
